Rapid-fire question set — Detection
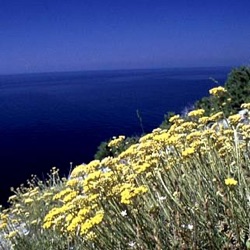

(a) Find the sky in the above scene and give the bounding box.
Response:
[1,0,250,74]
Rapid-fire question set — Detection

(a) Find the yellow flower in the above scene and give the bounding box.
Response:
[209,112,224,122]
[42,192,54,198]
[43,220,52,229]
[186,131,202,142]
[209,86,227,97]
[241,103,250,109]
[31,219,38,225]
[198,116,209,124]
[228,114,241,125]
[70,164,86,178]
[43,207,63,229]
[65,214,73,225]
[0,222,7,230]
[182,147,195,158]
[169,115,180,123]
[84,170,102,189]
[29,188,39,197]
[152,128,162,134]
[139,133,153,143]
[24,198,34,204]
[78,208,90,218]
[63,190,77,203]
[7,230,18,239]
[8,195,17,202]
[225,178,237,186]
[121,185,148,204]
[133,162,151,174]
[53,187,73,201]
[78,210,104,236]
[67,216,82,233]
[108,135,125,148]
[90,210,104,225]
[188,109,205,118]
[0,213,8,220]
[181,121,197,130]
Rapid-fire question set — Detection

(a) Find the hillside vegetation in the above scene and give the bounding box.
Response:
[1,67,250,249]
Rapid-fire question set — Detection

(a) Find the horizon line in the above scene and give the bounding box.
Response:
[0,64,237,77]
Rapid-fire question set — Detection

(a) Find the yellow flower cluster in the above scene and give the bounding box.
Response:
[209,86,227,97]
[225,178,238,186]
[2,85,250,248]
[228,114,241,126]
[188,109,205,118]
[241,103,250,109]
[0,168,66,243]
[108,135,125,148]
[120,185,148,204]
[41,86,250,240]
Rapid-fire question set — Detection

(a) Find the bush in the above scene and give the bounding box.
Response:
[195,66,250,117]
[39,99,250,248]
[0,168,69,250]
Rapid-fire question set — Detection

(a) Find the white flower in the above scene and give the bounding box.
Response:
[121,210,127,217]
[128,241,136,248]
[181,224,194,230]
[159,196,167,201]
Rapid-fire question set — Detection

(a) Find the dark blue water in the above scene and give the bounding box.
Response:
[0,67,230,205]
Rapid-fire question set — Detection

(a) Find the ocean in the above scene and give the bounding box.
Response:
[0,67,230,205]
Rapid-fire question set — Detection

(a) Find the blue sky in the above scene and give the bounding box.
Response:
[1,0,250,74]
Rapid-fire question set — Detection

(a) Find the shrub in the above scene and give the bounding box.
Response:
[195,66,250,117]
[0,168,69,250]
[38,102,250,248]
